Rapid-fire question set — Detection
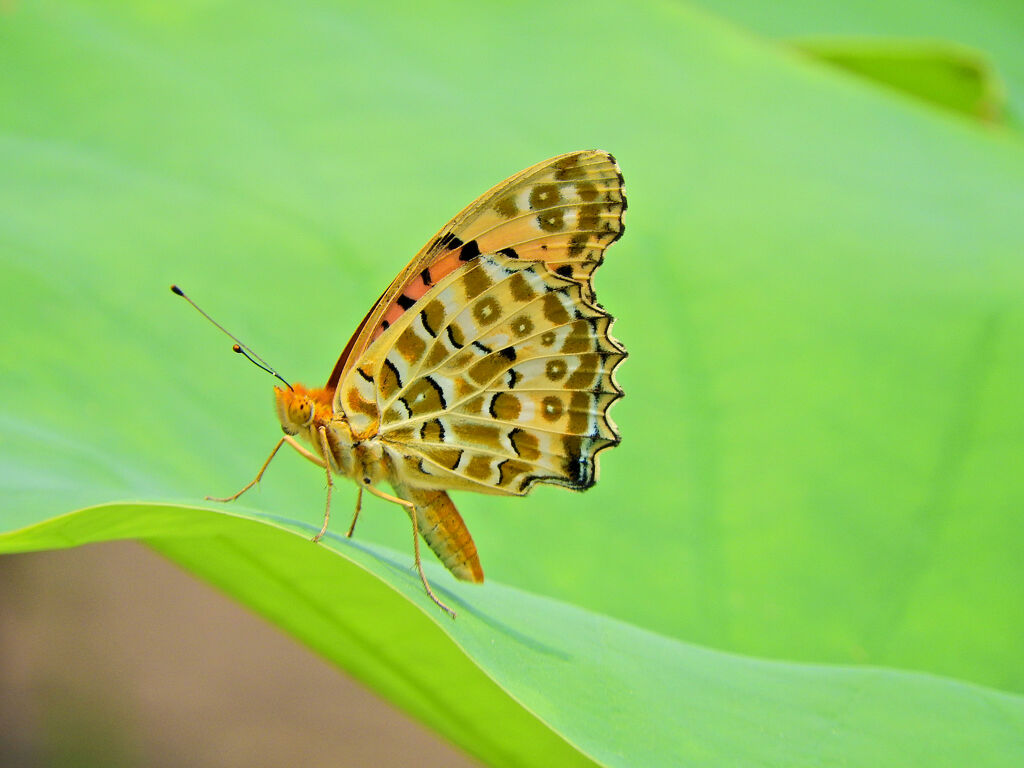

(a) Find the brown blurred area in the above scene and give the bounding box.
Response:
[0,542,479,768]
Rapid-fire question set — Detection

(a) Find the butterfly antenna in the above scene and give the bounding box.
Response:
[171,285,293,391]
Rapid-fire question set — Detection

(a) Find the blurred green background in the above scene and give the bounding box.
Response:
[1,1,1022,766]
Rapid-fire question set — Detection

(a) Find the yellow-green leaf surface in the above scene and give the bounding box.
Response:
[2,1,1023,766]
[696,0,1024,120]
[794,39,1006,121]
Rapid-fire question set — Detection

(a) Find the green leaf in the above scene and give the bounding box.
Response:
[793,38,1006,122]
[693,0,1024,121]
[2,0,1023,765]
[5,505,1024,768]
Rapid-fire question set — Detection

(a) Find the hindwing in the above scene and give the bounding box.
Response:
[338,252,626,495]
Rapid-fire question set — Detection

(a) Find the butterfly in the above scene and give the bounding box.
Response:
[192,150,627,617]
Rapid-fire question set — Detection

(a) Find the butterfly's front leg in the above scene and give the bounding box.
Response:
[312,425,335,543]
[207,435,325,503]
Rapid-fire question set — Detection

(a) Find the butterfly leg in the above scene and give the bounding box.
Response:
[364,484,456,619]
[311,426,335,543]
[346,486,363,538]
[207,436,323,502]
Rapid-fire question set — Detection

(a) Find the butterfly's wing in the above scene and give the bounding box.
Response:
[326,150,625,390]
[338,251,626,496]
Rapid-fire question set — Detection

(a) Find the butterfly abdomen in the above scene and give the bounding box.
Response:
[391,481,484,583]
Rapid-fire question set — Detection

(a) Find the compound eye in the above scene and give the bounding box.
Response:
[292,400,314,427]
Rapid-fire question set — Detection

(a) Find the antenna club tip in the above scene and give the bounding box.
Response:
[174,290,290,389]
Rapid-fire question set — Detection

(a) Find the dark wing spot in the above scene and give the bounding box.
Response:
[578,203,601,230]
[568,234,588,257]
[509,428,540,460]
[420,267,433,285]
[545,359,567,381]
[468,352,511,385]
[357,367,373,383]
[511,315,534,337]
[542,292,570,324]
[423,376,447,409]
[568,391,590,434]
[494,196,518,218]
[537,210,565,232]
[556,265,573,278]
[472,296,501,325]
[460,239,481,261]
[487,391,521,420]
[439,232,464,250]
[397,293,416,310]
[554,154,585,180]
[529,184,562,210]
[576,181,598,201]
[447,325,464,349]
[420,309,437,338]
[382,358,403,391]
[473,340,493,355]
[498,247,519,258]
[508,428,523,456]
[509,272,537,303]
[498,346,517,362]
[541,396,563,421]
[498,458,532,489]
[564,442,585,485]
[462,262,493,298]
[420,419,446,443]
[432,447,462,471]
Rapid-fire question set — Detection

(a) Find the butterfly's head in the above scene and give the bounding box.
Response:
[274,383,331,436]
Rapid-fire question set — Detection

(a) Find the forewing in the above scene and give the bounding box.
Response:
[338,252,626,496]
[327,150,625,389]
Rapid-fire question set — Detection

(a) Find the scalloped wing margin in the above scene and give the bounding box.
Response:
[338,252,626,496]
